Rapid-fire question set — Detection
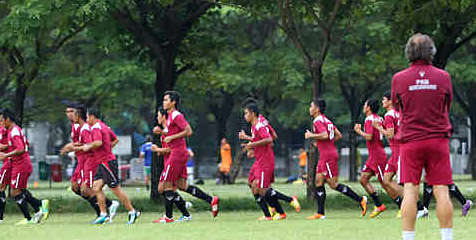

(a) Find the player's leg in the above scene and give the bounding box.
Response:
[252,180,271,220]
[178,169,219,218]
[92,178,108,224]
[159,181,176,223]
[11,172,38,225]
[360,171,382,207]
[307,173,326,220]
[0,184,7,222]
[328,176,367,216]
[402,183,419,240]
[434,185,453,240]
[382,172,403,208]
[448,183,472,217]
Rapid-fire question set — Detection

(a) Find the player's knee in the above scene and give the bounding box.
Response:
[328,181,338,189]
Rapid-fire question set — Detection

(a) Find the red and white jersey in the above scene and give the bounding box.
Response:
[7,125,32,172]
[259,115,277,139]
[364,114,385,151]
[164,110,189,151]
[71,123,80,143]
[313,115,338,157]
[91,121,117,163]
[383,109,400,147]
[0,126,10,164]
[77,123,93,158]
[251,121,274,169]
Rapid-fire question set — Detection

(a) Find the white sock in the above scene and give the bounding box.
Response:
[440,228,453,240]
[100,212,107,217]
[402,231,415,240]
[128,210,136,215]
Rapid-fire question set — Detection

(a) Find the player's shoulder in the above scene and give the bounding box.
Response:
[73,123,80,131]
[255,122,266,130]
[10,126,22,137]
[171,110,183,120]
[313,115,324,123]
[385,109,396,118]
[365,115,375,122]
[91,122,102,130]
[80,123,91,132]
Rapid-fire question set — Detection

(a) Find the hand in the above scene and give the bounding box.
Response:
[238,130,248,140]
[304,130,313,139]
[151,144,160,152]
[241,142,253,151]
[164,136,173,143]
[372,119,381,128]
[153,126,163,135]
[354,124,362,133]
[246,149,254,158]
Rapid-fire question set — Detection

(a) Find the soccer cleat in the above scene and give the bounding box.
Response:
[257,216,273,221]
[126,211,141,225]
[41,199,50,221]
[177,215,192,222]
[268,206,277,218]
[416,207,429,219]
[462,200,472,218]
[273,213,287,220]
[92,215,109,225]
[154,216,174,224]
[108,200,120,223]
[360,196,368,217]
[290,196,301,213]
[15,218,37,226]
[307,214,326,220]
[34,211,45,223]
[396,210,402,219]
[210,196,219,218]
[370,204,387,218]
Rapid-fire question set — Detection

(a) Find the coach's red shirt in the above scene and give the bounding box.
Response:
[383,109,400,147]
[391,61,453,142]
[91,121,117,163]
[251,121,274,169]
[313,115,338,157]
[7,125,32,172]
[165,110,188,151]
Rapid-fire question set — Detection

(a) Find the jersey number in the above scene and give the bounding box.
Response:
[328,124,335,140]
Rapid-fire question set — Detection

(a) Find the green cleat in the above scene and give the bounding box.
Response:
[15,218,37,226]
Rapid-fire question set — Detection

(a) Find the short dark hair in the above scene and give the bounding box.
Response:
[0,108,15,122]
[87,108,101,119]
[312,99,326,114]
[164,91,181,108]
[244,103,259,117]
[76,105,87,121]
[366,100,379,113]
[383,91,391,101]
[242,97,258,108]
[66,102,79,109]
[405,33,436,63]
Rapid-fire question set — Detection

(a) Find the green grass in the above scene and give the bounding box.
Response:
[0,210,474,240]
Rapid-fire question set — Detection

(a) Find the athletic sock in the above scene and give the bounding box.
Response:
[269,188,293,203]
[23,189,41,212]
[423,182,433,209]
[186,185,212,204]
[164,190,175,219]
[394,196,403,209]
[440,228,453,240]
[417,200,424,211]
[265,189,285,214]
[336,184,361,202]
[254,193,271,217]
[14,193,31,220]
[369,192,382,207]
[0,191,6,220]
[87,196,101,216]
[316,186,326,215]
[448,184,466,205]
[173,193,190,217]
[402,231,415,240]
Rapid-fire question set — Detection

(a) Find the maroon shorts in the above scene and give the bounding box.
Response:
[316,155,338,179]
[385,146,400,174]
[362,154,386,182]
[400,138,452,185]
[10,171,31,189]
[71,156,86,184]
[160,160,187,183]
[83,158,100,188]
[0,161,12,185]
[248,165,274,189]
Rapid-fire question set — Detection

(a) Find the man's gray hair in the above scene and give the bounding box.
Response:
[405,33,437,62]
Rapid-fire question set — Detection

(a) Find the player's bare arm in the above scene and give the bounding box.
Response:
[354,124,372,140]
[82,140,103,152]
[242,137,273,151]
[304,129,328,140]
[151,144,170,154]
[164,124,192,143]
[111,139,118,148]
[0,143,8,151]
[60,142,75,155]
[334,127,343,141]
[0,147,25,160]
[238,130,252,141]
[372,120,395,139]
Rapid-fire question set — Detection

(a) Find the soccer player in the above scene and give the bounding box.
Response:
[156,91,219,223]
[60,103,82,192]
[80,108,140,225]
[139,135,153,190]
[354,99,387,218]
[0,109,49,225]
[392,33,454,240]
[372,92,404,216]
[305,100,367,220]
[417,181,471,218]
[0,109,11,223]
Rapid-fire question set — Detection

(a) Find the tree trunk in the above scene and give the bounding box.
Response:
[348,98,361,182]
[310,64,323,101]
[13,75,27,127]
[306,144,317,199]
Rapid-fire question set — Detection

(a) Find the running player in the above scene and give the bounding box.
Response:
[393,33,454,240]
[354,99,387,218]
[0,109,11,223]
[0,109,49,225]
[156,91,219,223]
[80,108,140,225]
[305,100,367,220]
[372,92,404,217]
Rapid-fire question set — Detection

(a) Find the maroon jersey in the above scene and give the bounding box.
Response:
[7,125,32,172]
[313,115,338,157]
[391,60,453,142]
[383,109,400,147]
[77,123,93,158]
[251,121,274,169]
[364,113,385,151]
[0,126,10,166]
[258,115,276,138]
[91,121,117,163]
[165,110,189,151]
[71,123,80,143]
[161,134,170,162]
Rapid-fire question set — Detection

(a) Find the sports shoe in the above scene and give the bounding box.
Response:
[210,196,219,218]
[41,199,50,220]
[268,206,277,218]
[154,216,174,224]
[177,215,192,222]
[462,200,472,217]
[360,196,368,217]
[417,207,429,219]
[396,210,402,219]
[290,196,301,213]
[15,218,37,226]
[370,204,387,218]
[92,215,109,225]
[34,210,44,223]
[108,201,120,223]
[257,216,273,221]
[307,213,326,220]
[126,211,141,225]
[273,213,287,220]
